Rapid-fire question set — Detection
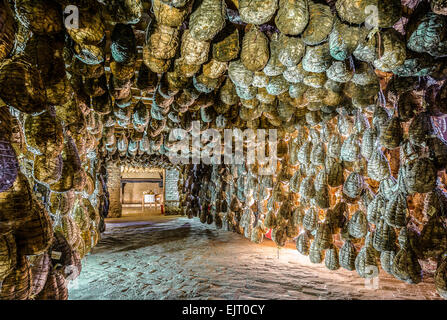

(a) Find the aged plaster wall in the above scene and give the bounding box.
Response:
[123,183,163,204]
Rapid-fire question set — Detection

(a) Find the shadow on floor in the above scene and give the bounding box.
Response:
[93,222,194,253]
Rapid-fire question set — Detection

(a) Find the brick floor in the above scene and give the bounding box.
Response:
[68,215,443,300]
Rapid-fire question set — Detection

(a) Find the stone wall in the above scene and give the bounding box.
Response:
[107,162,122,218]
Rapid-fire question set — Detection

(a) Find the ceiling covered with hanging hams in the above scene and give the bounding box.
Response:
[1,0,447,300]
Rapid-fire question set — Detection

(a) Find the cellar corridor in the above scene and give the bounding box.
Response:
[3,0,447,301]
[68,213,441,300]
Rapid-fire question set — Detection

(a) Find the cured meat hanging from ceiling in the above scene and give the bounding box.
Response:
[0,0,447,300]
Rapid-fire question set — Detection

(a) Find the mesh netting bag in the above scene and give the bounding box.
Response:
[24,111,64,157]
[86,110,104,135]
[392,54,436,77]
[335,0,369,24]
[10,15,29,55]
[0,255,32,300]
[161,0,191,7]
[175,87,199,108]
[373,29,407,72]
[372,218,396,252]
[127,140,138,157]
[432,0,447,15]
[72,201,91,233]
[408,112,434,147]
[278,34,305,68]
[45,76,73,107]
[419,213,447,259]
[0,56,45,114]
[15,199,53,256]
[0,138,18,193]
[33,154,63,185]
[29,37,63,77]
[303,72,326,88]
[174,57,201,77]
[14,0,62,35]
[352,62,378,85]
[283,63,307,84]
[379,116,402,149]
[266,75,288,96]
[136,62,157,94]
[189,0,226,41]
[148,23,180,60]
[110,78,132,101]
[435,255,447,299]
[202,59,227,79]
[256,87,275,104]
[163,70,188,94]
[117,132,129,153]
[212,25,240,62]
[263,33,286,76]
[344,81,379,103]
[304,87,326,103]
[35,269,68,300]
[111,23,136,64]
[193,74,220,93]
[302,1,334,46]
[153,0,191,27]
[329,20,366,61]
[327,158,344,187]
[180,29,210,65]
[323,87,343,106]
[114,104,131,121]
[132,100,149,127]
[219,78,238,105]
[91,92,112,115]
[228,59,254,88]
[361,127,377,160]
[235,84,256,100]
[376,0,402,28]
[66,7,105,45]
[326,61,353,83]
[338,239,357,271]
[83,74,108,97]
[241,26,269,72]
[102,112,116,128]
[302,43,332,73]
[343,172,364,199]
[0,230,16,283]
[50,137,82,193]
[354,234,378,278]
[403,157,437,194]
[239,0,278,25]
[102,0,143,24]
[392,245,422,285]
[407,12,447,58]
[367,147,391,181]
[353,33,377,63]
[48,191,75,216]
[0,0,15,62]
[309,240,324,263]
[383,191,407,228]
[73,42,104,65]
[275,0,308,36]
[139,133,150,153]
